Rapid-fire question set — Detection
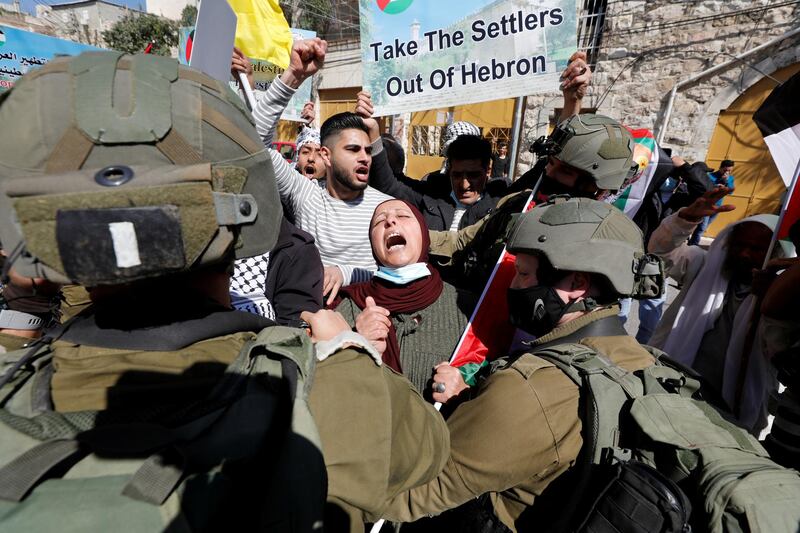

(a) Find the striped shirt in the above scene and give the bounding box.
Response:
[252,78,393,286]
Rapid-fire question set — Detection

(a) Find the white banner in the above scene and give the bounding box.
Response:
[359,0,577,116]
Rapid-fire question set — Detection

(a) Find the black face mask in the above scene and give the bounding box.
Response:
[507,284,572,338]
[538,174,576,198]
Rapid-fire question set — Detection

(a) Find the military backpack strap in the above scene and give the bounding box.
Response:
[116,327,313,506]
[0,439,86,502]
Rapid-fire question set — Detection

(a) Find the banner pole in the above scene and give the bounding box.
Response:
[238,71,257,111]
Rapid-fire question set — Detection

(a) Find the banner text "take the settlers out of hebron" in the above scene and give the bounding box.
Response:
[359,0,577,116]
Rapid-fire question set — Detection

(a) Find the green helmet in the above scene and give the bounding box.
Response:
[507,197,661,298]
[533,114,636,191]
[0,51,281,286]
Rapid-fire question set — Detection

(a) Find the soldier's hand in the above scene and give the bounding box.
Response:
[323,266,344,306]
[431,362,469,404]
[300,309,351,343]
[354,296,391,354]
[231,47,254,90]
[678,185,735,223]
[671,155,687,167]
[281,38,327,89]
[560,51,591,101]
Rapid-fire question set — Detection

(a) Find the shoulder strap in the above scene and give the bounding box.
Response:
[532,342,642,465]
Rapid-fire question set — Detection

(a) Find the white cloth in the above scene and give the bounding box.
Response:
[315,331,382,365]
[649,212,787,431]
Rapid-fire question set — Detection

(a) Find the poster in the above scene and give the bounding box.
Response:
[0,25,101,93]
[359,0,577,116]
[189,0,237,83]
[179,26,314,122]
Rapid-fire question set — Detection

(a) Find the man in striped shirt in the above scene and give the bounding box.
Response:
[252,38,393,304]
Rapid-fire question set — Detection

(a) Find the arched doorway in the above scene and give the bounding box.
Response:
[704,62,800,236]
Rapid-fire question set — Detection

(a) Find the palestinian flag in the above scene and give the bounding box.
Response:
[446,193,536,386]
[611,129,672,218]
[754,70,800,244]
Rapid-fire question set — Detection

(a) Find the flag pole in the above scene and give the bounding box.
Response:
[238,71,257,111]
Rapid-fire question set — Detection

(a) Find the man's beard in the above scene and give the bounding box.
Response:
[331,162,368,192]
[722,253,755,285]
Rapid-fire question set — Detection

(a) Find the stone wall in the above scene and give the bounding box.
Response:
[516,0,800,174]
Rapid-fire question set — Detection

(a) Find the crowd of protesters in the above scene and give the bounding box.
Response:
[0,36,799,533]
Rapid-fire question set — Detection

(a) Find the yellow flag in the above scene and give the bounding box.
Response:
[227,0,292,69]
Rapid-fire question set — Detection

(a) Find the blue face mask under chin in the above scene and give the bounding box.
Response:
[373,263,431,285]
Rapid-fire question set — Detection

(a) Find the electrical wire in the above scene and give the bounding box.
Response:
[604,0,799,36]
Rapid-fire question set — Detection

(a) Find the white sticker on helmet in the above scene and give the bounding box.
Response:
[108,221,142,268]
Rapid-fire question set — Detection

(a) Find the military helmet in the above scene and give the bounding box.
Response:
[507,197,660,297]
[0,51,281,286]
[532,114,636,191]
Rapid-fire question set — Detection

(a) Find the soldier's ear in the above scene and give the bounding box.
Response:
[571,272,592,292]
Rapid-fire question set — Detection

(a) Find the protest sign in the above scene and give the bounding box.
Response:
[189,0,238,83]
[359,0,577,116]
[0,25,100,93]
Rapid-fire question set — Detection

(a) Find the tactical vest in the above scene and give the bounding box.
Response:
[0,325,325,532]
[526,342,800,533]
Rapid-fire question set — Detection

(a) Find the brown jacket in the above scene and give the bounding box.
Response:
[378,307,655,531]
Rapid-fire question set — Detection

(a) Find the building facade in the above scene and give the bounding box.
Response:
[38,0,140,47]
[518,0,800,234]
[146,0,195,21]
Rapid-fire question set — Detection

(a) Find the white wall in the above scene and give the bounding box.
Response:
[146,0,195,21]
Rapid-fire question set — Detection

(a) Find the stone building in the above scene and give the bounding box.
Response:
[146,0,195,21]
[0,1,57,35]
[38,0,140,47]
[518,0,800,234]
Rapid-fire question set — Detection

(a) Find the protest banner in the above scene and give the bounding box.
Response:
[229,0,292,69]
[0,25,100,93]
[359,0,577,116]
[189,0,238,83]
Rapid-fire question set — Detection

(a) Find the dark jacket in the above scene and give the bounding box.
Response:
[266,218,323,326]
[369,149,502,231]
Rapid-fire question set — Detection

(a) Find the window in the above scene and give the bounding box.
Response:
[577,0,608,68]
[485,127,511,152]
[411,125,444,157]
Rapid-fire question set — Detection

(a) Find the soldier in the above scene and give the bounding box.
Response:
[375,197,800,533]
[377,197,659,531]
[0,52,447,532]
[428,113,640,288]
